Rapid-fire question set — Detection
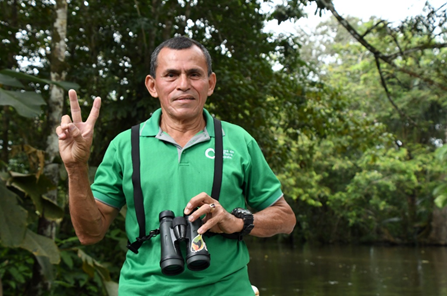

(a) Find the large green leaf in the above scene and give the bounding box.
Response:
[8,172,62,220]
[0,181,28,247]
[35,255,55,282]
[0,73,25,88]
[20,229,60,264]
[0,69,80,91]
[103,281,119,296]
[78,249,100,279]
[77,249,118,295]
[0,89,46,118]
[41,195,65,220]
[0,69,52,85]
[53,81,80,90]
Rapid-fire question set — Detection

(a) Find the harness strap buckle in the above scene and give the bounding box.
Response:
[127,229,160,254]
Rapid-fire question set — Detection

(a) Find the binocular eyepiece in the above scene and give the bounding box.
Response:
[159,210,210,275]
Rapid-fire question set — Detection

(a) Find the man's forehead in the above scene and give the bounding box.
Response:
[157,46,207,67]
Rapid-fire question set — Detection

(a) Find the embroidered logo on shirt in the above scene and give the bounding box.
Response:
[205,148,234,159]
[223,149,234,159]
[205,148,215,159]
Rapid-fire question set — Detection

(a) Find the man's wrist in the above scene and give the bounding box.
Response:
[65,162,89,177]
[233,216,244,233]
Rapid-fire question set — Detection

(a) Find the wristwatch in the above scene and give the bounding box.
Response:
[231,208,254,239]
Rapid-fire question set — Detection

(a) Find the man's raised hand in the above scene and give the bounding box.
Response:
[56,89,101,167]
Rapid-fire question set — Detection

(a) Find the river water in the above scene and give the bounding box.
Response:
[247,241,447,296]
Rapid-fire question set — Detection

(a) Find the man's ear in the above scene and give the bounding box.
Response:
[145,75,158,98]
[207,72,217,96]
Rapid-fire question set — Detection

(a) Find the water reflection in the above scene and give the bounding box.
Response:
[247,241,447,296]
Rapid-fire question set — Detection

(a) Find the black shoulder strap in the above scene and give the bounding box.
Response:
[127,117,224,253]
[211,117,223,201]
[128,124,146,253]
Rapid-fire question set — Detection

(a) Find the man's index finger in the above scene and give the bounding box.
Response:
[68,89,83,123]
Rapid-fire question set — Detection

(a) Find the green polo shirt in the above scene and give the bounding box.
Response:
[91,108,283,295]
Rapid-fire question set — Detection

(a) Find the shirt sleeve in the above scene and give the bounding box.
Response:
[244,138,283,211]
[91,138,126,209]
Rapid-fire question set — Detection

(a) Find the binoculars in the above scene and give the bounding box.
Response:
[159,210,210,275]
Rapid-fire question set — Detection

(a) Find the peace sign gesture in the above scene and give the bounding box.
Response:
[56,89,101,167]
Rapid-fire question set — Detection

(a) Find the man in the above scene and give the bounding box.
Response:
[57,36,296,295]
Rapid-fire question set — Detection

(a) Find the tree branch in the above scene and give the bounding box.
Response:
[386,43,447,60]
[360,20,387,39]
[374,56,417,126]
[318,0,447,125]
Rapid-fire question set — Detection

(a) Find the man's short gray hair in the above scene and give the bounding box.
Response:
[150,36,213,78]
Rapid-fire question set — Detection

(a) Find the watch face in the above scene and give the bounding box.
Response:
[238,208,251,215]
[233,208,251,217]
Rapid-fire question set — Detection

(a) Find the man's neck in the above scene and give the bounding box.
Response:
[160,114,206,147]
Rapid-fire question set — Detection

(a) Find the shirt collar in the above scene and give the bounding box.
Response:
[139,108,219,137]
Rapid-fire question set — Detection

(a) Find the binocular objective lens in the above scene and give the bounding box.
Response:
[187,255,210,271]
[188,260,209,271]
[161,260,184,276]
[164,265,183,275]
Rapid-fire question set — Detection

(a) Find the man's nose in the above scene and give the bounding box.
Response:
[177,74,190,90]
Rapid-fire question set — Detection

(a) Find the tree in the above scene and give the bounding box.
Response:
[0,70,63,295]
[294,1,447,243]
[29,0,68,293]
[0,0,313,294]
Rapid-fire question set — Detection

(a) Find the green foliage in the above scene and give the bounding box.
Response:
[58,0,311,170]
[0,248,34,293]
[289,4,447,243]
[330,145,439,239]
[0,180,28,247]
[0,177,60,263]
[2,0,447,294]
[0,69,79,118]
[433,145,447,208]
[1,0,314,292]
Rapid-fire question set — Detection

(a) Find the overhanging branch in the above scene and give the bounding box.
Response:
[318,0,447,125]
[374,56,417,126]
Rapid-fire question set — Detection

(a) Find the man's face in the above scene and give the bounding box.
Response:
[145,45,216,122]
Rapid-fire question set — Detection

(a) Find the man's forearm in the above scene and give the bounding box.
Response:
[67,164,107,245]
[250,197,296,237]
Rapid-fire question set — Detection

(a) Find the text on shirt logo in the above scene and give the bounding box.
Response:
[205,148,234,160]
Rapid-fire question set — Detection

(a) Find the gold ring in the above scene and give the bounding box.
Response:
[209,203,216,213]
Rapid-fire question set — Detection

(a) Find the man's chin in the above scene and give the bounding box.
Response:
[164,106,204,121]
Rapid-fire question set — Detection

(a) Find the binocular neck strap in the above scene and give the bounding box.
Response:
[127,117,224,254]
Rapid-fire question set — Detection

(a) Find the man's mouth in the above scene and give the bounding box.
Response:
[175,96,195,101]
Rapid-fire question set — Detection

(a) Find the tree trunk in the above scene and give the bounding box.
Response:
[29,0,67,294]
[1,0,18,164]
